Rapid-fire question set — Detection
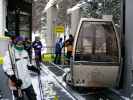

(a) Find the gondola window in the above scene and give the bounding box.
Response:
[75,21,119,64]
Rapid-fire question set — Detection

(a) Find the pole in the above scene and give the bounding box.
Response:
[36,58,45,100]
[8,44,23,99]
[124,0,133,97]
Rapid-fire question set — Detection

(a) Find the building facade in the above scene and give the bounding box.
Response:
[0,0,32,38]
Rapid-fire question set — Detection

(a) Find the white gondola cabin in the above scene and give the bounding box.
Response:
[69,18,121,88]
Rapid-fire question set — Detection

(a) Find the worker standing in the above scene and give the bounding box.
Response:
[54,38,63,64]
[64,34,74,64]
[32,36,42,67]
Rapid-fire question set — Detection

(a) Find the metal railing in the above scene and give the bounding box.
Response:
[41,46,68,65]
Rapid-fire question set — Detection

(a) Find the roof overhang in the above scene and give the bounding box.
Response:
[67,2,86,14]
[79,18,112,22]
[43,0,63,13]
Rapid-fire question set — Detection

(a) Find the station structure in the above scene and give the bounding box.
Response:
[0,0,133,99]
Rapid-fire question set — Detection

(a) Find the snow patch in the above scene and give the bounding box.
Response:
[121,96,130,100]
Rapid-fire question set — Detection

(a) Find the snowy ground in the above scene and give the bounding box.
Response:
[31,63,75,100]
[1,62,130,100]
[41,63,131,100]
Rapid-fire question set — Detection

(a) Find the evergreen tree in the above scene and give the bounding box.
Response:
[80,0,121,25]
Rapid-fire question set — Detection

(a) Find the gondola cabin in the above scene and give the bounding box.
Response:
[71,18,121,87]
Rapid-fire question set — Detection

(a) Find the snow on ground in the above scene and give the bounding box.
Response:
[121,96,130,100]
[31,63,130,100]
[31,72,56,100]
[31,63,75,100]
[40,63,85,100]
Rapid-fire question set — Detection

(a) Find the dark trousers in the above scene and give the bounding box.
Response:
[37,51,41,62]
[66,51,72,64]
[27,49,32,64]
[13,85,37,100]
[54,53,61,64]
[35,51,42,67]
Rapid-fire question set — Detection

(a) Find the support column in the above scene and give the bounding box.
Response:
[124,0,133,98]
[71,8,80,36]
[46,6,57,53]
[0,0,6,35]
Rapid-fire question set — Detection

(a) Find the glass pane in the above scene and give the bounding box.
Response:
[75,21,119,63]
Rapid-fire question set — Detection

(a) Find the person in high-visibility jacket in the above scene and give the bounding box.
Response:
[64,34,74,64]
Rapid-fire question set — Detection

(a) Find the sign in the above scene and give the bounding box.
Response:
[54,26,64,33]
